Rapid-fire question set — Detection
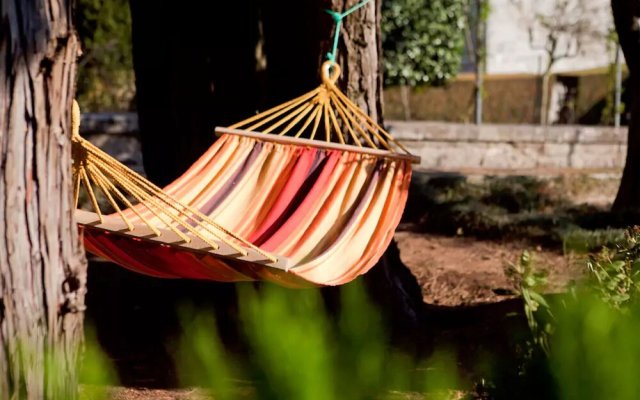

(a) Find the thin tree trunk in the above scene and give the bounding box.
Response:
[474,70,484,125]
[400,85,412,121]
[614,45,623,128]
[611,0,640,210]
[540,71,552,125]
[321,0,424,328]
[257,0,426,328]
[474,0,486,125]
[0,1,87,398]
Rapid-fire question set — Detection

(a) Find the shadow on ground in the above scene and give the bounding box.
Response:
[85,171,630,396]
[86,260,535,393]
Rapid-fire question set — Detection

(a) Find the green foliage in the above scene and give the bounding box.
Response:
[551,293,640,400]
[177,282,463,399]
[78,326,119,399]
[176,308,239,400]
[585,228,640,308]
[14,323,117,400]
[506,228,640,399]
[76,0,134,111]
[406,173,630,251]
[484,176,559,213]
[421,351,461,400]
[9,325,116,399]
[508,251,553,355]
[408,174,569,241]
[239,286,335,400]
[381,0,467,86]
[561,227,626,254]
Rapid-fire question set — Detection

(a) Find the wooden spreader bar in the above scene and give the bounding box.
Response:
[76,209,290,270]
[215,127,422,164]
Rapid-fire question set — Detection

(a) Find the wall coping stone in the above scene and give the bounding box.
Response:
[387,121,628,144]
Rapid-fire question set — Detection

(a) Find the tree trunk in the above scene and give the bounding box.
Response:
[0,1,87,398]
[129,0,261,186]
[325,0,385,122]
[400,85,412,120]
[119,0,263,384]
[324,0,423,328]
[260,0,424,328]
[540,71,552,125]
[611,0,640,211]
[130,0,424,336]
[474,0,487,126]
[260,0,385,120]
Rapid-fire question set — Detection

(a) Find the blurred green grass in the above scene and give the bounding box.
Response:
[176,283,464,400]
[74,230,640,399]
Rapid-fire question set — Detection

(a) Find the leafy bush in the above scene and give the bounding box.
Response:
[381,0,467,86]
[585,228,640,308]
[484,176,561,213]
[500,229,640,400]
[76,0,135,111]
[405,173,631,252]
[561,227,626,254]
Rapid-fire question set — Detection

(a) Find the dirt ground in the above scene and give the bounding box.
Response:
[82,387,212,400]
[395,231,580,306]
[86,170,619,399]
[92,232,584,400]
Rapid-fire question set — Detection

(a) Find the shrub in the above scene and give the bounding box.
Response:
[381,0,466,86]
[76,0,135,111]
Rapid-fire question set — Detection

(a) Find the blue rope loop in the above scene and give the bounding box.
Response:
[325,0,370,68]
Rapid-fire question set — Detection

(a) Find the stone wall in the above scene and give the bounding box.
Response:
[390,121,628,170]
[80,113,628,172]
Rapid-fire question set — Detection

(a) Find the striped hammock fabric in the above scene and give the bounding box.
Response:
[75,62,419,287]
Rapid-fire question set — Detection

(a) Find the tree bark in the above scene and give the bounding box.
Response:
[121,1,262,383]
[611,0,640,211]
[261,0,424,327]
[322,0,423,328]
[260,0,385,120]
[324,0,385,122]
[0,1,87,399]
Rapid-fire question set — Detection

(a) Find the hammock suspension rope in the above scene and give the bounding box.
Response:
[72,101,282,267]
[73,1,419,286]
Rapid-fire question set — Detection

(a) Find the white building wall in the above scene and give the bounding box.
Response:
[486,0,614,75]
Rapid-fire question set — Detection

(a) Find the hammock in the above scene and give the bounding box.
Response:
[75,62,419,287]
